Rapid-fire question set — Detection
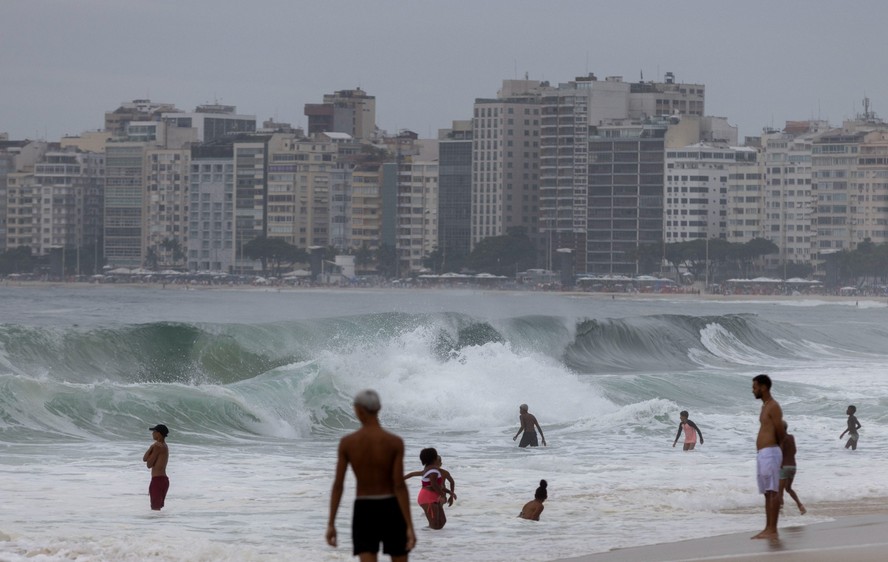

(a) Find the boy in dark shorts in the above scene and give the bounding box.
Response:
[327,390,415,561]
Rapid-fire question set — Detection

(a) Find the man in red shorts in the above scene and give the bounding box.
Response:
[143,424,170,510]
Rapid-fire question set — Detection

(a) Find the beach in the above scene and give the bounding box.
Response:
[2,286,887,561]
[555,498,888,561]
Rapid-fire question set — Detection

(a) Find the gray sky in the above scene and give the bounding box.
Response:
[2,0,886,142]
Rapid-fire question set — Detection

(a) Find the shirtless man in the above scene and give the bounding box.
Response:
[513,404,547,448]
[327,390,415,562]
[143,424,170,510]
[751,374,785,539]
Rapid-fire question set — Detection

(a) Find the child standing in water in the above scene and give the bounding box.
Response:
[840,405,862,450]
[673,410,704,451]
[779,420,806,514]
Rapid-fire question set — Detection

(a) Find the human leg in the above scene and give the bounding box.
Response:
[785,477,805,513]
[752,447,782,539]
[149,476,169,511]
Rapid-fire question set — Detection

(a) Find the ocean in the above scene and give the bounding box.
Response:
[1,286,887,561]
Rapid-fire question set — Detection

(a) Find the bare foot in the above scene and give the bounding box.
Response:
[799,505,807,515]
[751,530,779,540]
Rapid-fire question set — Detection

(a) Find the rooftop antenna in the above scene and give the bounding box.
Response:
[585,52,589,74]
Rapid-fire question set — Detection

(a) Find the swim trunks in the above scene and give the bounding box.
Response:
[848,431,859,443]
[519,431,538,448]
[352,496,407,556]
[149,475,169,510]
[756,446,782,494]
[780,465,797,480]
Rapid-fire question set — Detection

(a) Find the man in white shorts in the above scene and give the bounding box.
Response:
[751,374,785,539]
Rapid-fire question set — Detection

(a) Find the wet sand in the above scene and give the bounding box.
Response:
[554,499,888,562]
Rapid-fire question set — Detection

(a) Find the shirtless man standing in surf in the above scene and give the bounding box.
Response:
[326,390,415,561]
[751,373,785,539]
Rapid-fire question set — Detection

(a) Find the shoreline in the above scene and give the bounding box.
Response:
[553,498,888,562]
[1,279,885,304]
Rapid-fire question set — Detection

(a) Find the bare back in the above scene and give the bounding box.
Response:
[520,412,538,433]
[339,425,404,496]
[757,399,784,450]
[519,499,544,521]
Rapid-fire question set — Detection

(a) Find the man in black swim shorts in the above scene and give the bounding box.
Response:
[327,389,415,561]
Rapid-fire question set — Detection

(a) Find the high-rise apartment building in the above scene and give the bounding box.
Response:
[725,148,764,244]
[144,147,190,269]
[437,120,473,271]
[395,139,438,274]
[540,73,706,273]
[472,80,545,253]
[5,172,37,250]
[189,141,236,272]
[759,121,828,270]
[232,135,271,272]
[33,150,105,261]
[584,119,669,275]
[104,122,196,268]
[665,143,734,243]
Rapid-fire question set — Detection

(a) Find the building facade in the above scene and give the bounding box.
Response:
[472,80,545,254]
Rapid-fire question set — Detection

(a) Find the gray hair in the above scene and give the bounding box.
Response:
[354,389,381,413]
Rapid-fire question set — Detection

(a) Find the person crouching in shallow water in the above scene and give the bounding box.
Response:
[518,480,548,521]
[414,447,450,529]
[143,424,170,511]
[751,373,785,540]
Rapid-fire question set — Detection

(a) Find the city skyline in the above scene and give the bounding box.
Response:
[2,0,887,143]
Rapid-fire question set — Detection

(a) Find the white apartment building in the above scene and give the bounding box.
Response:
[188,153,235,273]
[396,140,438,273]
[34,150,104,257]
[5,172,37,250]
[144,148,190,269]
[760,122,827,269]
[473,80,545,250]
[725,147,764,243]
[540,72,708,272]
[350,163,383,254]
[664,143,733,242]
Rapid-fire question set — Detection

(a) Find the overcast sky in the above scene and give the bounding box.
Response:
[2,0,886,143]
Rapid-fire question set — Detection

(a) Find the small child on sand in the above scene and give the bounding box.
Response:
[840,405,862,450]
[672,411,704,451]
[518,480,547,521]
